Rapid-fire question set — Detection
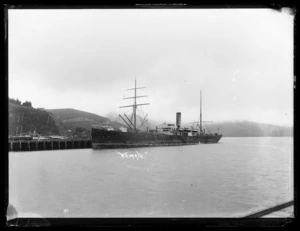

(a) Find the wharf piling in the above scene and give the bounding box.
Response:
[9,140,92,152]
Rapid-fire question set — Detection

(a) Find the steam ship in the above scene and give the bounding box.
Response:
[91,80,222,149]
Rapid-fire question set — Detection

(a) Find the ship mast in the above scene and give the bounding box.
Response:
[119,79,149,132]
[134,79,137,131]
[200,91,202,133]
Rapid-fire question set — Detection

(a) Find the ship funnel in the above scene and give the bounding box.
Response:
[176,112,181,129]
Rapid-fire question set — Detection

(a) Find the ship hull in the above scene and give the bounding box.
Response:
[199,134,222,144]
[91,128,199,149]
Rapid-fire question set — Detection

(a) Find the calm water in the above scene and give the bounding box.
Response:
[9,137,293,218]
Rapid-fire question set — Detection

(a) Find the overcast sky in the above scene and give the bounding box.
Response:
[8,8,294,126]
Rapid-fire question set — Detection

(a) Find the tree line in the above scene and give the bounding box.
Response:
[9,98,32,107]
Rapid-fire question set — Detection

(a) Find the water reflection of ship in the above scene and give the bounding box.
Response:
[91,80,200,149]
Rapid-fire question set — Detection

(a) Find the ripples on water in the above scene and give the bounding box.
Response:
[9,137,293,218]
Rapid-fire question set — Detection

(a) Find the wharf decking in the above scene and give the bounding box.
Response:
[9,139,92,151]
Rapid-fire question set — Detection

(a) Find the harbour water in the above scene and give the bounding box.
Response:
[8,137,293,218]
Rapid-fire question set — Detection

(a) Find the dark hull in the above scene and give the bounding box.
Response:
[199,134,222,144]
[91,128,199,149]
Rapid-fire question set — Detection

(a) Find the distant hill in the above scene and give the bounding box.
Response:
[9,103,68,136]
[9,103,292,138]
[202,120,293,137]
[47,108,125,132]
[107,112,293,137]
